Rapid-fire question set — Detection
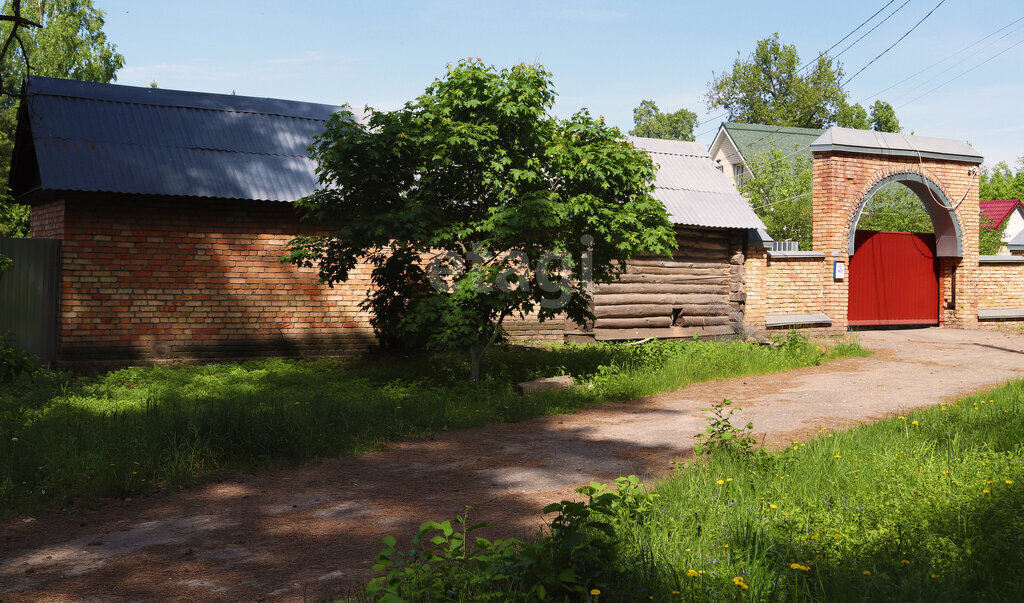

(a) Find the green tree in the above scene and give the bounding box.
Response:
[979,212,1008,255]
[836,102,869,130]
[0,0,124,237]
[869,100,901,133]
[979,158,1024,201]
[628,99,697,141]
[738,146,813,249]
[857,184,932,232]
[285,60,676,383]
[705,33,902,133]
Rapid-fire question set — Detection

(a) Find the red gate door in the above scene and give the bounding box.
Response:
[848,231,939,326]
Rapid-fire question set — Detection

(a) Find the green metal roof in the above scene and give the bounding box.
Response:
[722,122,824,164]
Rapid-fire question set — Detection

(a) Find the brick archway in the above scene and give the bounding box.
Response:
[809,129,983,330]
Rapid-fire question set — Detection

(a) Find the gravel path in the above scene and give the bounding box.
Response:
[2,327,1023,601]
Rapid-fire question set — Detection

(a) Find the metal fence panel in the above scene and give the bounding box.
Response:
[0,237,60,363]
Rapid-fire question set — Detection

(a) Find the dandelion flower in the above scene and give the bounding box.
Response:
[770,504,778,509]
[863,570,871,576]
[983,489,990,494]
[911,421,919,426]
[717,479,725,485]
[591,588,601,595]
[810,535,818,540]
[834,454,841,459]
[790,563,802,570]
[834,534,841,539]
[898,416,906,420]
[931,573,939,579]
[901,559,911,565]
[726,478,733,482]
[1006,480,1013,485]
[687,569,699,577]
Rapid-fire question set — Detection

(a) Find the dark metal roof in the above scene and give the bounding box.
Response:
[11,76,346,202]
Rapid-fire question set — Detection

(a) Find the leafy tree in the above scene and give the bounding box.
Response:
[857,184,932,233]
[285,60,676,383]
[869,100,901,133]
[836,102,869,130]
[705,33,902,133]
[979,158,1024,201]
[738,147,813,249]
[0,0,124,237]
[979,212,1008,255]
[628,99,697,141]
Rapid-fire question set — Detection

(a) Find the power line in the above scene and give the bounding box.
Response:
[857,15,1024,104]
[830,0,915,67]
[899,35,1024,107]
[798,0,899,72]
[843,0,948,86]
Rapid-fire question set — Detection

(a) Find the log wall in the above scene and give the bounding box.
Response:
[589,227,747,341]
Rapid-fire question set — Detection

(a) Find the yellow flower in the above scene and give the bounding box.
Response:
[591,588,601,595]
[739,583,749,590]
[726,478,733,482]
[911,421,919,426]
[732,576,745,585]
[716,479,725,485]
[672,591,680,595]
[790,563,802,570]
[799,565,810,571]
[810,535,818,540]
[983,489,990,494]
[833,534,841,539]
[901,559,911,565]
[931,573,939,579]
[769,504,778,509]
[1006,480,1014,485]
[834,454,841,459]
[863,570,871,576]
[898,416,906,420]
[723,544,729,548]
[687,569,699,578]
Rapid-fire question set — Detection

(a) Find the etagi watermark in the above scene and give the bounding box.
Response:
[426,235,594,309]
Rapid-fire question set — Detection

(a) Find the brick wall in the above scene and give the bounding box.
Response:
[32,197,377,364]
[977,263,1024,310]
[764,256,827,315]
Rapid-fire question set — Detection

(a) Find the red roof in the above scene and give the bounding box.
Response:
[980,199,1023,228]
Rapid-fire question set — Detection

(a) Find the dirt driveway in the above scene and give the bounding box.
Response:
[2,327,1024,601]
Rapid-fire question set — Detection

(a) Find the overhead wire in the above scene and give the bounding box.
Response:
[843,0,948,86]
[797,0,899,72]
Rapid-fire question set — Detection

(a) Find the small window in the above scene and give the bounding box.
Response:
[733,164,745,180]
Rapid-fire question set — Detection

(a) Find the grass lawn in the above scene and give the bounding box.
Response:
[0,334,864,517]
[366,379,1024,601]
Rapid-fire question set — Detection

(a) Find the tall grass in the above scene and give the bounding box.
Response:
[0,335,863,516]
[604,381,1024,601]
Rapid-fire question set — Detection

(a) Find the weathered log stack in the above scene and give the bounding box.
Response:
[585,226,747,341]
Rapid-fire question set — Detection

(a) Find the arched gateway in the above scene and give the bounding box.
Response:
[809,127,983,329]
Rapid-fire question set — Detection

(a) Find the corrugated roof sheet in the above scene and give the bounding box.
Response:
[980,199,1022,229]
[628,136,766,230]
[12,76,346,202]
[721,122,824,165]
[810,127,983,162]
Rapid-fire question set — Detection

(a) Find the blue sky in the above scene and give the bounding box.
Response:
[99,0,1024,167]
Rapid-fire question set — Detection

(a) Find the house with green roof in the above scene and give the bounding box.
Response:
[708,122,824,188]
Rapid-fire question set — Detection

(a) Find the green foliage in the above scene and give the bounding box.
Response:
[979,158,1024,202]
[705,33,900,132]
[979,211,1008,255]
[693,399,758,459]
[286,60,676,382]
[737,146,813,249]
[628,99,697,141]
[0,0,124,236]
[366,476,657,601]
[0,331,35,382]
[0,337,865,515]
[869,100,901,133]
[857,183,933,233]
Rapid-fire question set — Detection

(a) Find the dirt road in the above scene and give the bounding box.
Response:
[2,327,1023,601]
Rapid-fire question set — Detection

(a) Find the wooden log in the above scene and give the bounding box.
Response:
[625,266,729,276]
[594,293,730,306]
[593,325,736,341]
[593,316,673,329]
[613,273,731,284]
[594,304,674,318]
[595,283,730,295]
[677,315,732,327]
[515,375,574,396]
[675,304,734,316]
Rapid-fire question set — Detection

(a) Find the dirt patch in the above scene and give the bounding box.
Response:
[3,327,1024,601]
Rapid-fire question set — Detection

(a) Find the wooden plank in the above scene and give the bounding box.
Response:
[595,283,730,295]
[593,316,673,329]
[593,325,736,341]
[594,293,729,306]
[612,273,731,284]
[594,304,673,318]
[677,315,732,327]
